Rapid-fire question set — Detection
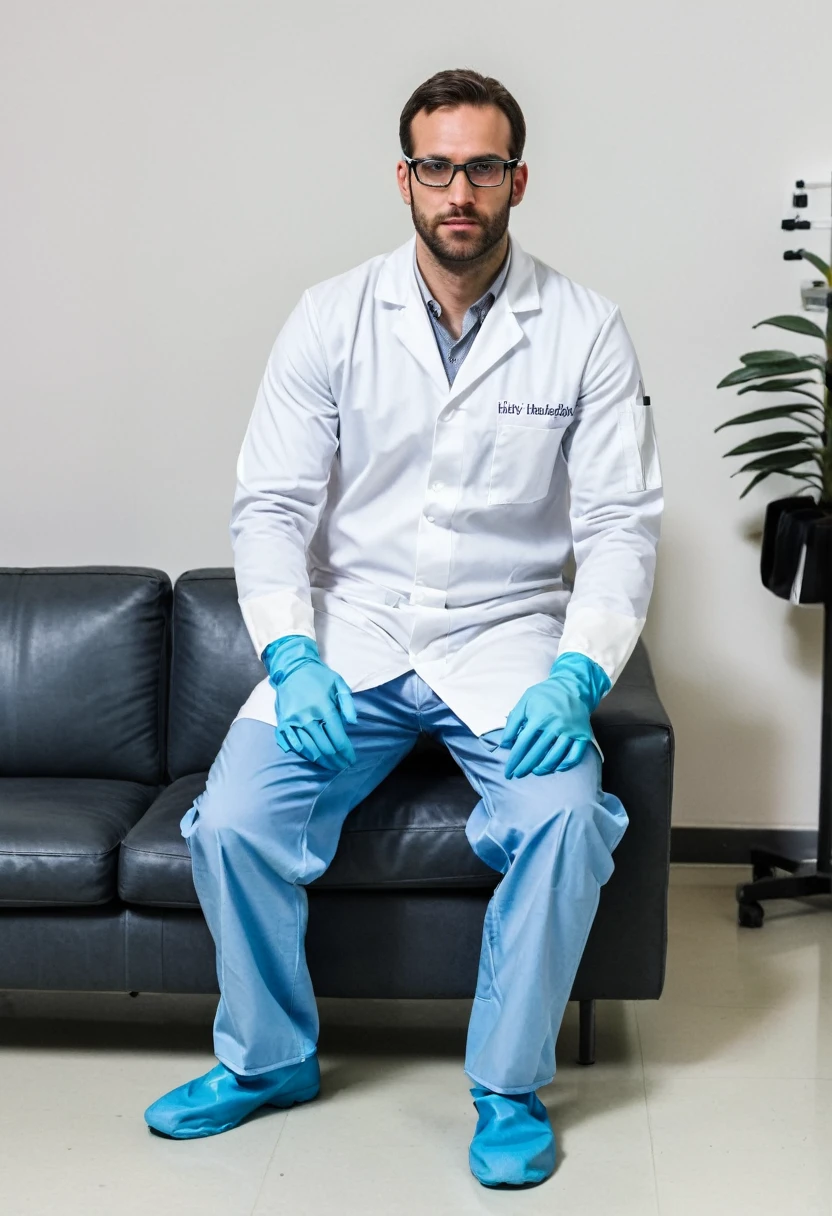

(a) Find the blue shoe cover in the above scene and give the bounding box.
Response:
[468,1085,556,1187]
[144,1054,320,1139]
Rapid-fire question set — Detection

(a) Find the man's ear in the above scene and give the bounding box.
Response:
[510,164,528,207]
[397,162,412,205]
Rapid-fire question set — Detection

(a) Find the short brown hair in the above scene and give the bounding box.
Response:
[399,68,526,162]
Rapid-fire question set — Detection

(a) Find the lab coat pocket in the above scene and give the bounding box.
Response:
[616,394,662,493]
[487,423,564,506]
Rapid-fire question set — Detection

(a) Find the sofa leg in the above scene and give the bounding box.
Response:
[578,999,595,1065]
[129,991,139,998]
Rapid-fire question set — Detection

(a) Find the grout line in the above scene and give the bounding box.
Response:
[635,1002,663,1216]
[248,1109,291,1216]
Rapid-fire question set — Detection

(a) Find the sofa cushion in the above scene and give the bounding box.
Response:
[167,570,264,782]
[0,777,159,906]
[118,733,501,908]
[0,567,171,782]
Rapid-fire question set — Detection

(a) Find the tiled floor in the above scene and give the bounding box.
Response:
[2,865,832,1215]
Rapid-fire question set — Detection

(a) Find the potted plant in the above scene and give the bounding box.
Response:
[715,231,832,928]
[715,248,832,603]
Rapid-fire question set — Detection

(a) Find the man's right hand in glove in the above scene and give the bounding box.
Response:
[261,634,358,771]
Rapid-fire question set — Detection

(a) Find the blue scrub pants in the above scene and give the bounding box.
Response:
[178,669,629,1095]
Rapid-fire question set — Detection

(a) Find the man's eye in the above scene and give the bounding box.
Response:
[424,160,449,171]
[471,162,495,173]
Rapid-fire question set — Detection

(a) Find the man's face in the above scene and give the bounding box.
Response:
[396,103,527,266]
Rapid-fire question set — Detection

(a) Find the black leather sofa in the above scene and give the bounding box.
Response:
[0,566,674,1064]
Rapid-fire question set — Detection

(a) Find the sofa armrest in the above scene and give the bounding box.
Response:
[592,635,671,734]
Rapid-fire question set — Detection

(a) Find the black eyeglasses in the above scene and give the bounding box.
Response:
[402,154,524,188]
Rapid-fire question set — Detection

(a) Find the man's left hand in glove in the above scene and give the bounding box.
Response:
[499,651,611,779]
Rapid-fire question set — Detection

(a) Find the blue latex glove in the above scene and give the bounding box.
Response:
[500,651,611,779]
[261,634,358,771]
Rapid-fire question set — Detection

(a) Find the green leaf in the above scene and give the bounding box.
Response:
[752,314,827,341]
[739,469,778,498]
[714,404,822,432]
[736,378,823,404]
[731,448,820,475]
[722,431,814,457]
[738,468,821,499]
[797,249,831,280]
[716,359,820,387]
[739,350,799,365]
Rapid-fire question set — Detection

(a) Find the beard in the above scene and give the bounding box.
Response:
[410,191,511,267]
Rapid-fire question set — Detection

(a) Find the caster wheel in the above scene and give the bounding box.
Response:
[752,863,776,881]
[738,901,764,928]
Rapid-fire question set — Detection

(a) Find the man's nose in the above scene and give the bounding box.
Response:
[446,169,477,207]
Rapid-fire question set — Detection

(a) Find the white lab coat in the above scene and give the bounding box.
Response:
[229,231,663,758]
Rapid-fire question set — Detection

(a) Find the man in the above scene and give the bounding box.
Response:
[144,68,663,1189]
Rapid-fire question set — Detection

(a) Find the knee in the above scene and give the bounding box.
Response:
[180,789,305,886]
[554,797,626,849]
[551,800,622,886]
[183,786,251,838]
[183,789,218,833]
[559,800,601,833]
[494,798,598,867]
[523,798,599,842]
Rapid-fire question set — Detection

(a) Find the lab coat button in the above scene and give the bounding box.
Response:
[427,515,435,522]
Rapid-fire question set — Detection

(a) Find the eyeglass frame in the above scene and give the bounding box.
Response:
[401,153,525,188]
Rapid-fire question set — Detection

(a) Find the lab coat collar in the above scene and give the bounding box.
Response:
[374,231,541,401]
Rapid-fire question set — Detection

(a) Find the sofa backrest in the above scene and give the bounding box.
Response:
[0,567,170,782]
[2,564,667,788]
[167,569,264,782]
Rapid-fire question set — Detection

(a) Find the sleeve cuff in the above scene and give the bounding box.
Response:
[556,604,645,688]
[238,589,317,658]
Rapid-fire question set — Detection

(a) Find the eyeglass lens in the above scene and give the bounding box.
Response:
[415,160,507,187]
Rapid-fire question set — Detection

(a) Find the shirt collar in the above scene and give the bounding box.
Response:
[413,240,512,323]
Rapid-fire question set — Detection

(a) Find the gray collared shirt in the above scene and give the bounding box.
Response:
[414,243,511,385]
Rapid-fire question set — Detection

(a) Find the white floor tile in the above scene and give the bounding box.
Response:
[661,877,832,1008]
[0,1036,281,1216]
[638,985,832,1081]
[645,1075,832,1216]
[251,1059,657,1216]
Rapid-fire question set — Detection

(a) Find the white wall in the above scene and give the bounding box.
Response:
[2,0,831,831]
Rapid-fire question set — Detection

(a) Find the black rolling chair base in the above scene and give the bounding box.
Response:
[736,848,832,927]
[735,593,832,929]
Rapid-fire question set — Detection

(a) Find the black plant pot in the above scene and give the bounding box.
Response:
[760,495,832,604]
